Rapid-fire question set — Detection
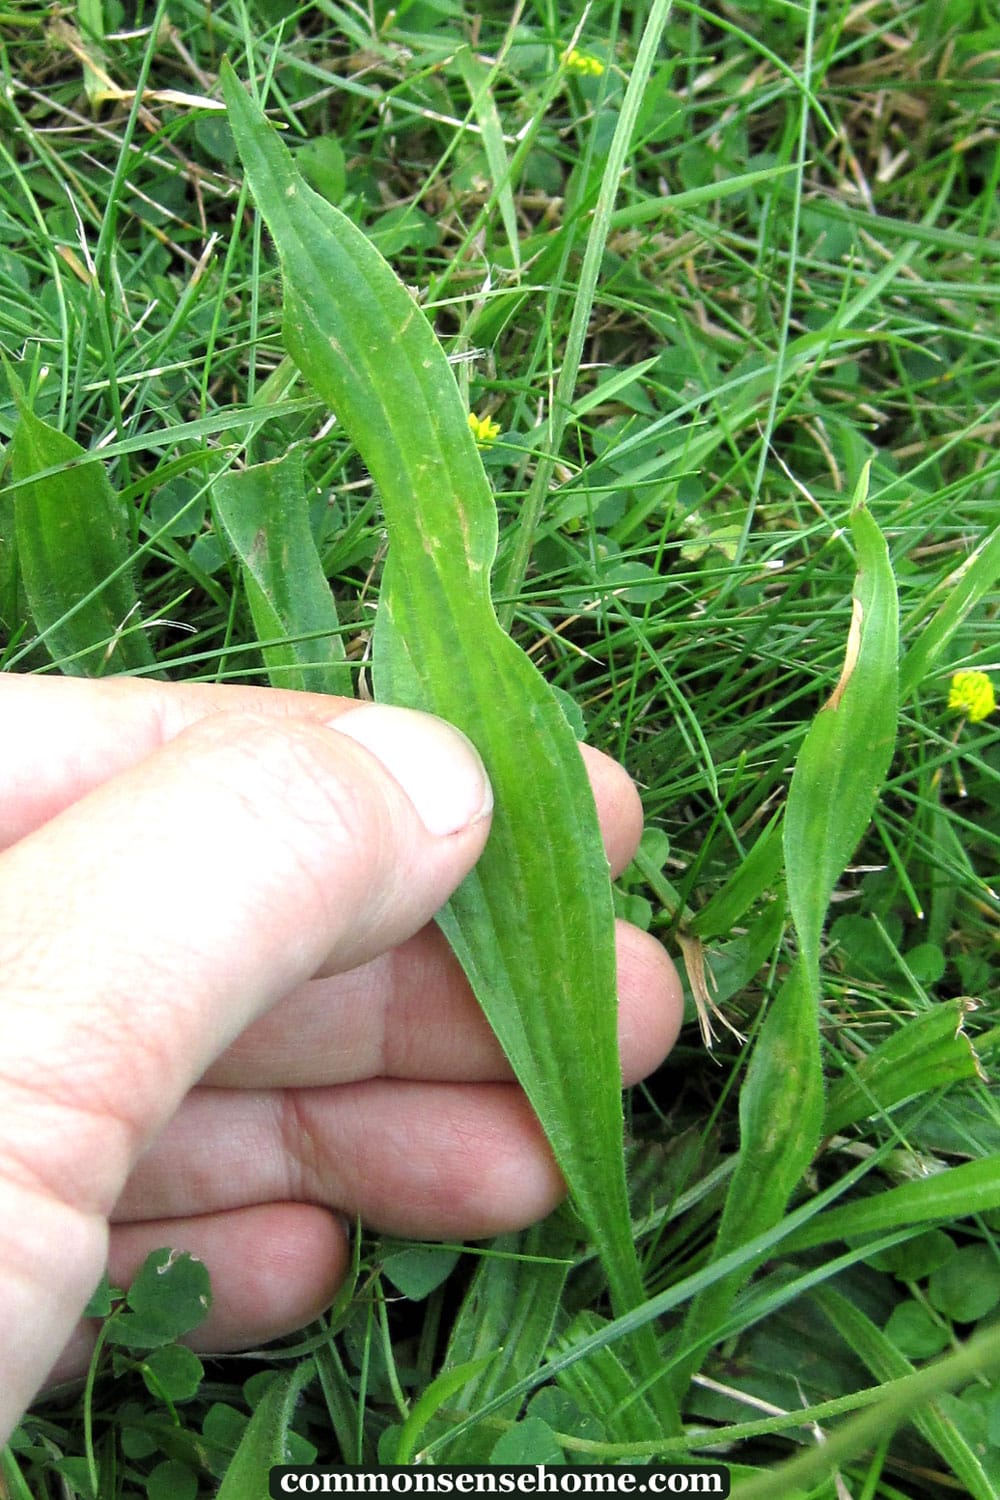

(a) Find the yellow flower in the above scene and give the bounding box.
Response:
[948,670,996,724]
[468,410,501,447]
[561,46,605,77]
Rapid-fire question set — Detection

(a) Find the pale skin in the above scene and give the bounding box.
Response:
[0,675,683,1441]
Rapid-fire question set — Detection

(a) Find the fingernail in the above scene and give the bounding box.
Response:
[330,704,493,837]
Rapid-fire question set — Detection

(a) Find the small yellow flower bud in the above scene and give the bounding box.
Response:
[560,47,606,77]
[948,670,996,724]
[468,411,501,447]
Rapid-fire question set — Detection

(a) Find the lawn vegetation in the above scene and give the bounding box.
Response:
[1,0,999,1495]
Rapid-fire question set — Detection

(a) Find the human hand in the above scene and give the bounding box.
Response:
[0,674,682,1438]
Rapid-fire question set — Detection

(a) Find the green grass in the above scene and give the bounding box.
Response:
[2,0,1000,1494]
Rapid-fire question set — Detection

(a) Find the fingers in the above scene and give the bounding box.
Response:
[0,674,643,875]
[112,930,681,1238]
[0,674,359,848]
[114,1080,566,1241]
[0,702,491,1437]
[205,920,681,1087]
[47,922,682,1392]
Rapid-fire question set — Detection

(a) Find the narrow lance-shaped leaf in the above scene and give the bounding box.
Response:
[823,998,983,1136]
[213,452,353,697]
[429,1222,576,1463]
[672,484,899,1402]
[216,1361,315,1500]
[781,1156,1000,1255]
[785,466,900,977]
[8,383,156,675]
[220,64,674,1424]
[669,960,824,1400]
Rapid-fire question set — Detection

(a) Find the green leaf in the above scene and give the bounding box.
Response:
[824,999,983,1135]
[48,1457,96,1499]
[730,1316,1000,1500]
[687,810,784,940]
[297,136,346,204]
[865,1227,955,1279]
[145,1458,198,1500]
[899,522,1000,702]
[7,388,156,675]
[527,1387,605,1446]
[221,60,674,1427]
[782,1158,1000,1255]
[489,1417,564,1464]
[429,1222,574,1463]
[83,1270,113,1319]
[671,961,824,1399]
[929,1245,1000,1323]
[216,1362,315,1500]
[784,471,900,977]
[453,47,520,273]
[140,1344,204,1403]
[554,1311,664,1445]
[669,487,898,1404]
[810,1286,997,1500]
[381,1246,460,1302]
[212,452,353,695]
[104,1249,212,1350]
[392,1355,498,1464]
[883,1300,950,1359]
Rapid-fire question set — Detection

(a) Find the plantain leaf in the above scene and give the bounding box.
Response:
[429,1222,575,1462]
[216,1362,314,1500]
[672,486,899,1403]
[781,1157,1000,1255]
[824,998,984,1135]
[784,468,900,976]
[554,1310,664,1444]
[7,386,156,675]
[221,62,674,1426]
[212,452,353,696]
[670,960,824,1400]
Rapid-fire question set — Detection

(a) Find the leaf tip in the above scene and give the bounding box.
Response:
[849,458,872,518]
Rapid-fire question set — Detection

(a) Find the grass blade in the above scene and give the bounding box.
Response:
[221,62,675,1427]
[730,1319,1000,1500]
[393,1356,498,1465]
[212,452,353,696]
[7,383,156,675]
[811,1286,998,1500]
[899,521,1000,702]
[453,47,520,276]
[498,0,675,622]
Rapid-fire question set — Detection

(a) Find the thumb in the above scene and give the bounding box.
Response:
[0,702,491,1434]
